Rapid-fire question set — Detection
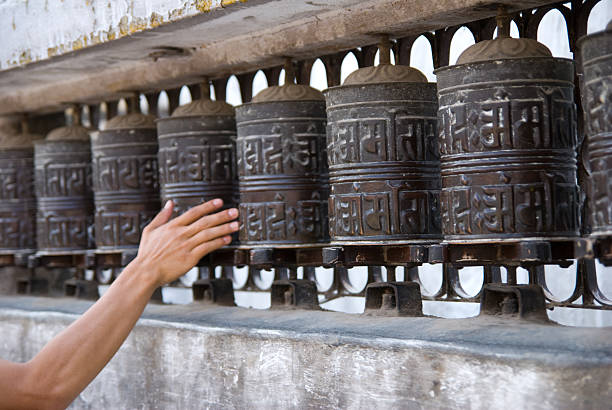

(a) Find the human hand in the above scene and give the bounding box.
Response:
[132,199,238,287]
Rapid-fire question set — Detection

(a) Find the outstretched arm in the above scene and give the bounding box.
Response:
[0,199,238,410]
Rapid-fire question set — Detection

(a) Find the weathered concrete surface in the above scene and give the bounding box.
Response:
[0,0,229,70]
[0,0,558,115]
[0,296,610,409]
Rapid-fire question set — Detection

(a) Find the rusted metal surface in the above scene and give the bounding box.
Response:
[235,78,328,247]
[364,281,423,316]
[192,278,235,306]
[0,142,37,253]
[436,57,579,242]
[578,24,612,238]
[91,106,159,251]
[34,119,93,252]
[325,75,440,245]
[2,1,609,317]
[157,85,238,219]
[63,278,100,300]
[480,283,548,322]
[323,244,440,267]
[16,276,49,296]
[270,279,319,310]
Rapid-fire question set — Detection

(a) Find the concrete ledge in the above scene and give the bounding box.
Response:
[0,296,610,409]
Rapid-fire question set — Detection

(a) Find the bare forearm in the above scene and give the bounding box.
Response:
[0,200,238,410]
[20,260,157,408]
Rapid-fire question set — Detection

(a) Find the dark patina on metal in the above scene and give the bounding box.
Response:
[0,118,40,253]
[435,16,579,243]
[34,110,93,252]
[157,81,238,219]
[324,40,440,245]
[577,21,612,238]
[91,97,159,251]
[235,65,328,247]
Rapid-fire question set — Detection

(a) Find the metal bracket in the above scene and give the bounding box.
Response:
[323,245,439,267]
[64,278,99,300]
[594,237,612,266]
[16,276,49,295]
[364,281,423,317]
[249,248,275,270]
[192,278,235,306]
[480,284,548,322]
[270,280,319,310]
[150,287,164,304]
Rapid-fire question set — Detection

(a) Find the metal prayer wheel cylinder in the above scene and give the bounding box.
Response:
[577,21,612,238]
[324,52,441,244]
[91,110,159,250]
[235,81,329,246]
[435,24,579,242]
[0,119,40,251]
[34,117,93,251]
[156,85,238,218]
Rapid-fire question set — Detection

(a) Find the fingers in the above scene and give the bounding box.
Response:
[173,198,224,226]
[145,200,174,231]
[188,221,239,248]
[191,236,232,260]
[186,208,238,237]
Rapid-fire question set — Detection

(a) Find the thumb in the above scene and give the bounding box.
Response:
[147,200,173,230]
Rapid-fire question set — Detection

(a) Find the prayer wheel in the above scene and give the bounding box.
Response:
[577,20,612,238]
[34,109,93,252]
[0,118,40,252]
[91,97,159,250]
[235,63,328,246]
[157,81,238,218]
[324,40,441,244]
[435,12,579,242]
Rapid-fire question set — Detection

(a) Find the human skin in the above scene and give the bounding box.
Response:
[0,198,238,410]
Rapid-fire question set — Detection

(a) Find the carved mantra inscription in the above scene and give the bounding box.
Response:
[329,188,440,238]
[438,87,576,154]
[0,153,36,249]
[0,215,35,249]
[157,131,238,220]
[94,156,158,193]
[37,163,90,197]
[159,144,234,184]
[328,115,438,165]
[236,112,328,245]
[37,213,90,249]
[92,133,159,249]
[582,46,612,234]
[440,177,578,236]
[95,210,153,247]
[92,153,158,248]
[325,90,441,242]
[237,125,324,177]
[240,196,325,242]
[437,73,579,239]
[35,143,93,250]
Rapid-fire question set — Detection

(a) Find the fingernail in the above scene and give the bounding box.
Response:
[164,200,172,209]
[213,198,223,206]
[228,208,238,217]
[230,221,239,230]
[223,236,231,244]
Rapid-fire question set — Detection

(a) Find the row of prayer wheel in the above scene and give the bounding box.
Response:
[0,17,609,258]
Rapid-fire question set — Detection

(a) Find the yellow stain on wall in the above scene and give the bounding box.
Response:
[221,0,248,5]
[150,12,164,28]
[194,0,213,13]
[5,0,247,69]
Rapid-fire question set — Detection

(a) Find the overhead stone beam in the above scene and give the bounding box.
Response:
[0,0,557,114]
